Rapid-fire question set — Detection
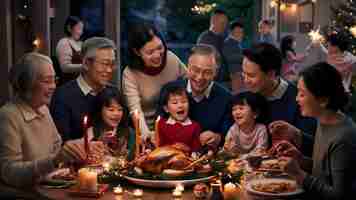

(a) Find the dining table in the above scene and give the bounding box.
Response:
[36,180,304,200]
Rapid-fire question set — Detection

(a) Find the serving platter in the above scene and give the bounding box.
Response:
[123,175,216,188]
[245,178,304,197]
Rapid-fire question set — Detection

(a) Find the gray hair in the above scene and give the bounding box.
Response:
[81,37,116,59]
[189,44,221,69]
[9,52,53,102]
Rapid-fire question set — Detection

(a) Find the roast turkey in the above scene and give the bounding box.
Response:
[134,143,193,174]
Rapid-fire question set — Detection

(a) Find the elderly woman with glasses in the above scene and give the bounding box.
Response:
[122,23,186,146]
[0,53,103,198]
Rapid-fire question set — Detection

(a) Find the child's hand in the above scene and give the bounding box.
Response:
[199,131,221,151]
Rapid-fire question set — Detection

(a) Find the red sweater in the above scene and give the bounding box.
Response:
[158,118,201,152]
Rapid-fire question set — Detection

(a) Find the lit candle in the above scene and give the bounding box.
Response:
[172,189,182,197]
[154,116,161,147]
[82,115,90,159]
[134,110,141,158]
[102,162,110,172]
[33,38,40,50]
[223,182,241,200]
[78,168,97,192]
[175,183,184,192]
[113,185,124,195]
[133,189,143,198]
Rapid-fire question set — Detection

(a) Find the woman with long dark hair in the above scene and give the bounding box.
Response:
[122,23,186,145]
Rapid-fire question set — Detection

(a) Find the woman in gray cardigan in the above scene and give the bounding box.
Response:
[270,62,356,200]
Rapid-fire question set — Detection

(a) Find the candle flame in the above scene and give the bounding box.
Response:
[175,183,184,192]
[350,26,356,37]
[83,115,88,125]
[33,38,40,47]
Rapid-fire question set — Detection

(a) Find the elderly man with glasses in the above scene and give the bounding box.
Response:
[159,44,233,151]
[50,37,117,141]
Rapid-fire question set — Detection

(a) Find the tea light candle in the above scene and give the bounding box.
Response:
[133,189,143,198]
[113,185,124,195]
[172,189,182,197]
[102,162,110,172]
[78,168,97,192]
[223,182,240,200]
[175,183,184,192]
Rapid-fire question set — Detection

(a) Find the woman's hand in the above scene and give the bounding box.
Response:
[270,141,303,163]
[269,120,302,148]
[279,156,307,185]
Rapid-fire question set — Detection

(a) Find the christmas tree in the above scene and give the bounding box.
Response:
[330,0,356,54]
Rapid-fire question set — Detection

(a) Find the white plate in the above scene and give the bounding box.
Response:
[123,175,216,188]
[246,178,304,197]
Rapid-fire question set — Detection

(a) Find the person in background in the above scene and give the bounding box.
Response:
[321,33,356,94]
[51,37,117,141]
[224,92,269,156]
[0,53,103,197]
[197,8,229,83]
[158,83,201,153]
[122,23,186,146]
[272,62,356,200]
[223,20,250,94]
[256,19,275,46]
[56,16,84,84]
[242,43,317,156]
[280,35,310,82]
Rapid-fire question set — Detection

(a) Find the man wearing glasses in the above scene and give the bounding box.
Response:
[159,44,233,151]
[50,37,117,141]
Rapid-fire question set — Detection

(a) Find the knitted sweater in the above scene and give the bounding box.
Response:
[122,50,186,139]
[158,117,201,152]
[303,117,356,200]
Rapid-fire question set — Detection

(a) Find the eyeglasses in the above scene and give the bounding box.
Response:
[39,76,59,85]
[91,59,118,71]
[188,65,215,78]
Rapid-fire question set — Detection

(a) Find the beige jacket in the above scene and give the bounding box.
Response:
[0,100,62,189]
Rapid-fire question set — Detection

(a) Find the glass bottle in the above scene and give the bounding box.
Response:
[210,182,224,200]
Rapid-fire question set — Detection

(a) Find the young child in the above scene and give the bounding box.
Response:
[223,92,269,155]
[256,19,275,45]
[158,84,201,153]
[88,87,135,160]
[280,35,309,82]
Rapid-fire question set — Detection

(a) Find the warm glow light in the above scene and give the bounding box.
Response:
[33,38,40,48]
[191,3,217,15]
[102,162,110,171]
[133,189,143,197]
[280,3,286,11]
[113,186,124,195]
[311,0,317,3]
[291,4,297,12]
[350,26,356,37]
[270,0,277,8]
[308,26,324,43]
[83,115,88,126]
[175,184,184,192]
